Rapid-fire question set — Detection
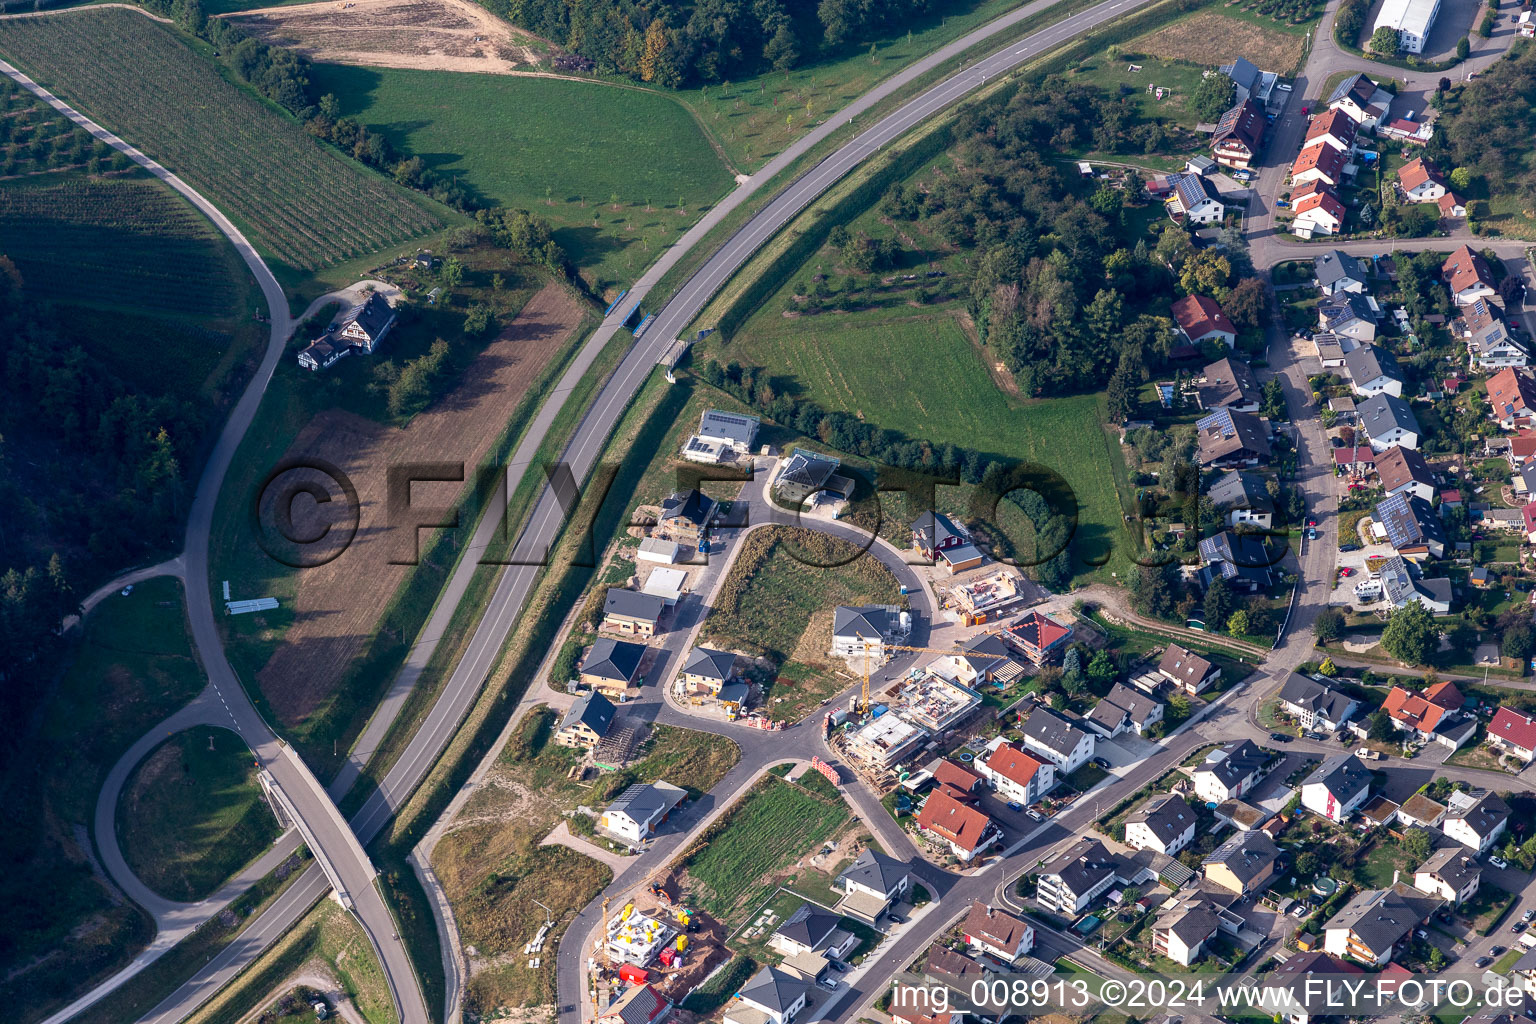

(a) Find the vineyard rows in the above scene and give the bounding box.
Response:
[0,9,443,271]
[0,176,244,317]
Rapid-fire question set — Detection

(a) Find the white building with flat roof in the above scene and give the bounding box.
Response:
[846,714,928,767]
[1373,0,1440,53]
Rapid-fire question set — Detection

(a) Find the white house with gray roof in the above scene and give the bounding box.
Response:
[1193,739,1267,804]
[1301,754,1372,823]
[1344,344,1403,398]
[725,966,810,1024]
[835,847,910,924]
[1277,674,1359,733]
[1359,393,1422,451]
[1444,791,1510,853]
[1020,706,1095,772]
[599,781,688,844]
[1125,792,1197,856]
[1314,250,1368,295]
[682,409,760,463]
[831,605,911,664]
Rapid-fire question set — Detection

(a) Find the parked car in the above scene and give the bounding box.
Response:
[1477,956,1494,969]
[1026,808,1045,822]
[1521,909,1533,923]
[1340,543,1360,552]
[1093,757,1112,770]
[1340,567,1355,577]
[1007,801,1024,812]
[1513,921,1527,933]
[1270,732,1293,743]
[121,585,134,596]
[1493,856,1510,869]
[1493,945,1508,956]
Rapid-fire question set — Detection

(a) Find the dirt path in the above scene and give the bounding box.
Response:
[258,283,587,724]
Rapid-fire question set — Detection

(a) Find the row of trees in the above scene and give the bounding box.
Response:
[475,0,966,87]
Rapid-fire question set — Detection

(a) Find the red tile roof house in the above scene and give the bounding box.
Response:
[1487,367,1536,429]
[1524,500,1536,545]
[1290,141,1347,188]
[1381,681,1464,743]
[931,758,986,803]
[1398,157,1448,203]
[915,789,1001,862]
[1291,185,1347,239]
[1488,707,1536,763]
[1438,192,1467,219]
[1304,108,1358,153]
[1334,445,1376,476]
[962,901,1034,963]
[1442,245,1498,307]
[977,740,1055,805]
[1209,98,1266,169]
[1005,610,1073,665]
[1171,294,1238,349]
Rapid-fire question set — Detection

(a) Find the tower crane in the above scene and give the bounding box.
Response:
[599,897,612,973]
[853,633,999,714]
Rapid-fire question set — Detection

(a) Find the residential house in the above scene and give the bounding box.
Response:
[600,781,687,844]
[1379,554,1453,613]
[831,604,911,663]
[1458,298,1528,370]
[1195,408,1272,468]
[1199,529,1274,592]
[963,902,1034,963]
[1381,116,1434,146]
[679,647,738,698]
[296,292,398,371]
[1320,293,1380,341]
[1202,830,1280,896]
[834,847,911,925]
[1398,793,1448,829]
[1488,707,1536,764]
[1196,356,1262,412]
[1035,837,1122,915]
[1375,445,1435,502]
[1413,846,1481,904]
[654,489,717,548]
[1125,793,1198,856]
[1172,294,1239,349]
[1374,0,1440,53]
[556,690,616,749]
[1087,682,1165,739]
[1291,142,1347,188]
[1301,754,1372,823]
[1438,191,1467,218]
[1343,344,1402,397]
[1487,367,1536,429]
[1151,895,1223,966]
[1324,884,1444,966]
[1381,680,1466,745]
[1004,610,1073,665]
[1158,644,1220,695]
[598,984,671,1024]
[682,409,760,463]
[1327,73,1392,127]
[1210,98,1266,169]
[1314,249,1368,294]
[1304,109,1358,154]
[1359,393,1422,451]
[1444,792,1510,853]
[603,588,667,638]
[769,903,857,961]
[725,966,810,1024]
[1278,674,1360,733]
[1166,173,1226,225]
[1335,445,1376,476]
[1399,157,1448,203]
[1262,950,1364,1024]
[932,759,986,803]
[581,638,648,697]
[912,511,973,561]
[915,789,1001,862]
[1313,329,1355,367]
[775,448,854,505]
[977,739,1055,805]
[1192,739,1268,804]
[1222,57,1272,105]
[1373,492,1446,560]
[1019,706,1095,773]
[1208,470,1275,528]
[1442,245,1498,307]
[1291,182,1347,239]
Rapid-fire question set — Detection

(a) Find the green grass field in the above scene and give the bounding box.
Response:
[712,309,1133,579]
[309,65,734,292]
[0,9,444,276]
[116,726,280,903]
[681,776,851,924]
[0,174,266,403]
[0,576,208,1023]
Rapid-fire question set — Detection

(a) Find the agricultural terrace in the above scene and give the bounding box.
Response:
[116,726,280,903]
[708,310,1133,580]
[0,175,265,404]
[431,706,740,1014]
[308,65,734,290]
[677,775,853,925]
[700,526,902,721]
[0,9,443,274]
[0,577,205,1022]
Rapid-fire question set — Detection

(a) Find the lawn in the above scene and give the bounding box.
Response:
[0,9,444,277]
[699,525,903,721]
[431,706,739,1015]
[1355,837,1418,890]
[711,308,1134,580]
[679,776,852,925]
[309,65,735,293]
[1131,8,1311,72]
[0,576,209,1024]
[116,726,281,903]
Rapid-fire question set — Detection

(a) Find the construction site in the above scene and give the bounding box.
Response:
[587,867,731,1017]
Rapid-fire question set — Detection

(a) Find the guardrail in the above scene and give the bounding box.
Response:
[259,769,353,911]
